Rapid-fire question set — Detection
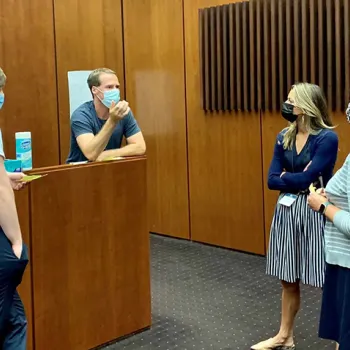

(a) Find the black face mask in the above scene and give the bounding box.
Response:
[281,102,298,123]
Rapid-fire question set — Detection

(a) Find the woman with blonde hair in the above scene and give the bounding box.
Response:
[308,102,350,350]
[251,83,338,350]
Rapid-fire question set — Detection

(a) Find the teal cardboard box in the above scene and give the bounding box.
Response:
[4,159,22,172]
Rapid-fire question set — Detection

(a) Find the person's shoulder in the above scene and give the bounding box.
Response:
[344,153,350,167]
[125,108,135,119]
[317,129,338,144]
[122,109,137,124]
[276,128,288,143]
[71,101,94,122]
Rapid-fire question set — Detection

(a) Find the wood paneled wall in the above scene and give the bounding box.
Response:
[198,0,350,113]
[123,0,190,239]
[184,0,265,255]
[53,0,124,163]
[0,0,60,167]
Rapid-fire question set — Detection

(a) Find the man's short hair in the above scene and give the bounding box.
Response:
[0,68,6,88]
[87,68,116,91]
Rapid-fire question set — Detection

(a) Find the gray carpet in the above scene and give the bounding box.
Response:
[104,234,334,350]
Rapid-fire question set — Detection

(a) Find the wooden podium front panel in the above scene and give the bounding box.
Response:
[29,159,150,350]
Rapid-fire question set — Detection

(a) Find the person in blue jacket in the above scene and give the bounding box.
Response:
[251,83,338,350]
[0,67,28,350]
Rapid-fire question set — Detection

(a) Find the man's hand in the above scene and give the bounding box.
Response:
[7,172,26,191]
[12,240,23,259]
[109,101,130,122]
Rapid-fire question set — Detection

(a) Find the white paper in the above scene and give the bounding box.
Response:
[279,194,298,207]
[68,70,93,117]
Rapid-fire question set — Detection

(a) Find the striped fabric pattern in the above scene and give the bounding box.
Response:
[324,154,350,268]
[266,194,326,288]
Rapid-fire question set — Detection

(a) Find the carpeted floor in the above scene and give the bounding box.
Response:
[103,234,334,350]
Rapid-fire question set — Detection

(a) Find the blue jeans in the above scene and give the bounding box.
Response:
[0,228,28,350]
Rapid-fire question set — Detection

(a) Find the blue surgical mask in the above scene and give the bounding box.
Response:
[0,93,4,110]
[97,88,120,108]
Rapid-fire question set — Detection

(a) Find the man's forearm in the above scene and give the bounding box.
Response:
[86,118,118,160]
[96,143,146,161]
[0,183,22,245]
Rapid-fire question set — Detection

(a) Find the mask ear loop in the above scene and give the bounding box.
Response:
[93,87,104,103]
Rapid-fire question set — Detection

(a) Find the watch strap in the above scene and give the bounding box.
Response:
[319,201,331,214]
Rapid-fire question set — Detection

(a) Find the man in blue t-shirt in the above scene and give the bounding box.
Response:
[66,68,146,163]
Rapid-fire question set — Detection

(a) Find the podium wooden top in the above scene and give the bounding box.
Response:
[26,155,147,175]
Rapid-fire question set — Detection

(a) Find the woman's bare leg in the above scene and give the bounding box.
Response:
[251,280,300,349]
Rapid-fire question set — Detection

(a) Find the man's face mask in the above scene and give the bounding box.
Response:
[96,88,120,108]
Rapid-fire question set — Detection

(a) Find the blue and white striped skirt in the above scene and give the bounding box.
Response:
[266,193,326,288]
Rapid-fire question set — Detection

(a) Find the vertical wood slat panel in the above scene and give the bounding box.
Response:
[216,6,222,111]
[310,0,317,83]
[199,9,206,110]
[271,0,277,110]
[335,0,342,111]
[263,0,271,110]
[286,0,292,91]
[203,9,210,111]
[302,0,309,82]
[235,2,242,110]
[242,2,249,111]
[345,0,350,104]
[229,4,235,111]
[278,0,285,105]
[294,0,300,82]
[199,0,349,113]
[318,0,324,91]
[326,0,333,109]
[249,0,256,111]
[256,0,262,109]
[210,7,217,111]
[222,5,229,111]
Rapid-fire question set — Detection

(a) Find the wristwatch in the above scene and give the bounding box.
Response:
[319,201,331,215]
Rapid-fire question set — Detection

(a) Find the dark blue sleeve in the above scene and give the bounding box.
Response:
[282,131,338,190]
[124,110,141,139]
[71,110,94,138]
[267,133,291,191]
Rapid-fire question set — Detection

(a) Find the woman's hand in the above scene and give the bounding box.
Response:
[307,192,328,212]
[316,188,327,197]
[7,172,26,191]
